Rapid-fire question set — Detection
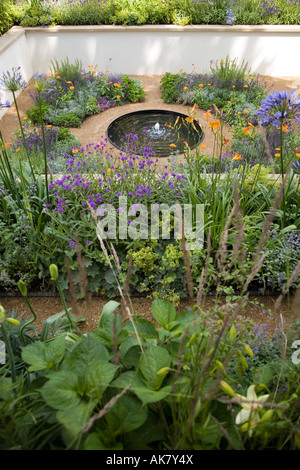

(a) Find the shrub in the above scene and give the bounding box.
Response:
[52,113,82,128]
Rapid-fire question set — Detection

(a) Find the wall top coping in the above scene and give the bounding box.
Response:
[1,23,299,53]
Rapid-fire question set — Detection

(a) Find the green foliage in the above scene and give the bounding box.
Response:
[50,57,83,84]
[52,113,82,128]
[0,295,299,450]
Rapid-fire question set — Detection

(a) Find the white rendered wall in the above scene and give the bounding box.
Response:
[24,25,300,77]
[0,27,33,118]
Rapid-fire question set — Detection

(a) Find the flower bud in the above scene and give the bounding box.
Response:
[260,409,274,423]
[17,279,27,297]
[49,264,59,281]
[220,380,236,397]
[0,305,5,325]
[156,367,170,377]
[187,333,198,348]
[229,325,237,342]
[215,360,224,371]
[243,343,254,358]
[7,317,20,326]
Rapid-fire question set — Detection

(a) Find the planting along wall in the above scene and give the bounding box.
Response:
[1,24,300,114]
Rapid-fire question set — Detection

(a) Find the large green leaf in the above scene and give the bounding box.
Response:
[68,334,109,377]
[22,335,66,371]
[151,298,176,328]
[86,361,118,397]
[40,370,80,410]
[133,385,172,405]
[56,400,96,438]
[98,300,122,331]
[84,433,123,450]
[124,317,158,339]
[139,345,171,390]
[105,394,147,435]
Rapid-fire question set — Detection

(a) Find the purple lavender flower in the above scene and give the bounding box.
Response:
[226,8,235,25]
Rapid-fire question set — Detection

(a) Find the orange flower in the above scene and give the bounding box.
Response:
[179,68,183,72]
[114,83,121,87]
[35,129,39,133]
[296,153,300,158]
[227,101,231,104]
[107,168,113,173]
[23,116,28,120]
[200,144,206,149]
[106,69,110,72]
[203,110,212,119]
[66,81,72,84]
[223,138,230,144]
[91,70,96,74]
[242,126,252,135]
[274,153,281,157]
[238,112,241,115]
[233,152,242,160]
[72,148,79,154]
[116,95,120,99]
[70,86,75,90]
[276,147,281,151]
[232,85,236,88]
[282,124,288,133]
[16,148,20,152]
[244,85,248,88]
[184,141,189,148]
[199,83,204,87]
[46,125,52,128]
[56,76,60,79]
[170,144,176,147]
[5,143,11,147]
[88,65,94,68]
[244,109,249,114]
[183,86,188,90]
[209,120,221,131]
[185,116,193,123]
[207,83,211,86]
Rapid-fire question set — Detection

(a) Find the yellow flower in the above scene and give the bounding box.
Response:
[228,101,231,104]
[107,168,113,173]
[274,153,281,157]
[183,86,188,91]
[66,81,72,84]
[72,148,79,154]
[70,86,75,90]
[233,152,243,160]
[170,143,176,147]
[282,124,288,132]
[116,95,120,99]
[23,116,28,120]
[244,85,248,88]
